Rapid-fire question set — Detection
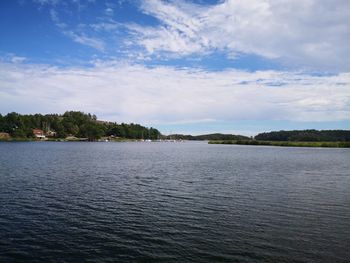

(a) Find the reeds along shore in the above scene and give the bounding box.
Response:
[208,140,350,148]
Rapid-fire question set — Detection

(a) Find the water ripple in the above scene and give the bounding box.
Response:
[0,142,350,262]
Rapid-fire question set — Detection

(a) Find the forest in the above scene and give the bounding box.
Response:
[1,112,349,143]
[0,111,161,141]
[254,130,350,142]
[167,133,250,141]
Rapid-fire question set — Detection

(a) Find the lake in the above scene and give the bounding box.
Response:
[0,142,349,262]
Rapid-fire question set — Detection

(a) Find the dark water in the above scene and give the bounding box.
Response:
[0,142,350,262]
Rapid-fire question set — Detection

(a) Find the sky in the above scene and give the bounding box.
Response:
[0,0,349,135]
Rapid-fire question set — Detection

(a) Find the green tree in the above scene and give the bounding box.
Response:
[80,122,104,141]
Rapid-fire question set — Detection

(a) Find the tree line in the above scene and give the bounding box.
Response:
[168,133,250,141]
[254,130,350,142]
[0,111,161,140]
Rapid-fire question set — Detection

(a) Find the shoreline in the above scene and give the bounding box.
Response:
[0,138,183,143]
[2,139,350,148]
[0,138,140,142]
[208,140,350,148]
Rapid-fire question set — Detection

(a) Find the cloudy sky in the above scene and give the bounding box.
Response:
[0,0,349,135]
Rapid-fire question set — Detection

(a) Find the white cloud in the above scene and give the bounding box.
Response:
[48,7,105,51]
[90,22,119,32]
[105,7,114,16]
[130,0,350,70]
[10,56,27,63]
[0,61,349,126]
[33,0,60,6]
[34,0,350,72]
[49,9,67,28]
[31,0,350,70]
[0,53,27,64]
[63,31,105,51]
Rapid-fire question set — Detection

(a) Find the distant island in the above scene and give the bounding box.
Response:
[208,130,350,148]
[164,133,251,141]
[169,130,350,148]
[0,111,350,147]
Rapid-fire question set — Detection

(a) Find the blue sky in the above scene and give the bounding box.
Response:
[0,0,349,135]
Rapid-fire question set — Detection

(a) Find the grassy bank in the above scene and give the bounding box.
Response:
[0,138,36,142]
[208,140,350,148]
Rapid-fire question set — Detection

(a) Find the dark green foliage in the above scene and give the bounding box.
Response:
[167,133,250,141]
[255,130,350,142]
[105,123,160,140]
[0,111,161,140]
[79,122,105,141]
[209,140,350,148]
[0,114,2,125]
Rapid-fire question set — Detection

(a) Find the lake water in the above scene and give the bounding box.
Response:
[0,142,350,262]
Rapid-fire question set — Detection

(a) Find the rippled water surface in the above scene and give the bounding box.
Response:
[1,142,350,262]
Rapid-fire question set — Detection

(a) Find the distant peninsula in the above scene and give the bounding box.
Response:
[0,111,161,141]
[208,130,350,148]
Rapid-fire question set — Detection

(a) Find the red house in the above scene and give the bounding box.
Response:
[33,129,45,139]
